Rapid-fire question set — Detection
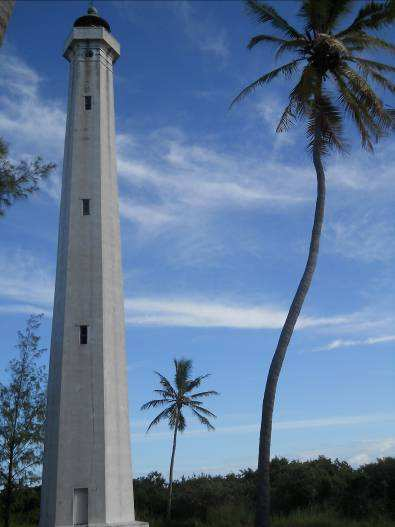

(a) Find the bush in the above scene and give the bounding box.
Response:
[2,456,395,526]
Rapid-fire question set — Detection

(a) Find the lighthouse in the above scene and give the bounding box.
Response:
[40,6,147,527]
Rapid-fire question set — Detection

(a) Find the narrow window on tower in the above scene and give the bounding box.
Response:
[82,199,90,216]
[80,325,88,345]
[85,96,92,110]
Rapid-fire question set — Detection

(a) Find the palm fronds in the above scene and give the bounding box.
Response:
[347,58,395,94]
[146,406,175,432]
[231,0,395,154]
[191,409,215,430]
[190,390,219,399]
[299,0,353,33]
[274,38,307,60]
[142,359,218,434]
[275,64,318,132]
[332,70,377,150]
[307,90,347,155]
[247,34,288,49]
[340,64,392,129]
[245,0,304,39]
[230,60,302,108]
[346,56,395,73]
[336,0,395,37]
[340,32,395,52]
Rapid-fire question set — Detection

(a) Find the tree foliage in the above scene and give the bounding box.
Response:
[133,457,395,526]
[142,359,218,433]
[232,0,395,154]
[0,315,47,527]
[0,139,55,217]
[142,359,218,518]
[1,456,394,526]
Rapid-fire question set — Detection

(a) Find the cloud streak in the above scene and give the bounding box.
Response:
[116,127,312,238]
[0,246,391,335]
[0,52,66,155]
[134,413,395,442]
[0,250,54,309]
[314,335,395,352]
[124,296,356,330]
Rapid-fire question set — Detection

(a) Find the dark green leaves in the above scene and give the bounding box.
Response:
[232,0,395,156]
[245,0,304,39]
[141,359,218,434]
[336,0,395,37]
[0,316,47,488]
[0,138,56,217]
[230,60,302,108]
[299,0,353,33]
[247,34,287,50]
[307,91,348,155]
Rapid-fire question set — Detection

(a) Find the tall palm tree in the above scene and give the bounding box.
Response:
[232,1,395,526]
[0,0,14,47]
[141,359,218,519]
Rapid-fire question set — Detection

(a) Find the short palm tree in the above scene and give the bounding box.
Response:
[141,359,218,518]
[232,1,395,526]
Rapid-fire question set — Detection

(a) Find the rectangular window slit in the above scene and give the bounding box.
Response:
[80,325,88,345]
[82,199,90,216]
[85,96,92,110]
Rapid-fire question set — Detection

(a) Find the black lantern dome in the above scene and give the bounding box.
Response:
[73,5,111,33]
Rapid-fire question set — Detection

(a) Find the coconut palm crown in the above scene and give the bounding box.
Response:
[232,0,395,153]
[142,359,218,433]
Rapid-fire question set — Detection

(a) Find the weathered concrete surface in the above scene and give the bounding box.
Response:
[40,20,145,527]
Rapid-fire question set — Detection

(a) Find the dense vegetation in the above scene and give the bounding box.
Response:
[2,456,394,527]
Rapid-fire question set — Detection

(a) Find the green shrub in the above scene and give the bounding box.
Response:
[2,457,395,526]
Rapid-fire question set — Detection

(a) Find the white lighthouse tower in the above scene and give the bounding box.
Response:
[40,6,147,527]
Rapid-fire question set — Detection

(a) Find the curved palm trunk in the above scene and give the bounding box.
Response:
[0,0,15,47]
[167,411,179,519]
[255,137,326,527]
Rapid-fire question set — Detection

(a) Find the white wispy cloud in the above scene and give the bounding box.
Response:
[0,303,52,317]
[0,245,363,331]
[124,296,358,330]
[199,32,229,60]
[123,297,388,331]
[347,437,395,466]
[116,127,312,237]
[114,0,229,61]
[0,50,65,201]
[171,1,229,60]
[328,142,395,192]
[299,436,395,467]
[124,297,395,334]
[0,52,66,155]
[0,249,54,309]
[314,335,395,352]
[0,244,392,334]
[133,413,395,442]
[326,209,395,263]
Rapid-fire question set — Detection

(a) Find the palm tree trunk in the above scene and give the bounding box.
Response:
[255,133,326,527]
[167,411,179,519]
[0,0,15,47]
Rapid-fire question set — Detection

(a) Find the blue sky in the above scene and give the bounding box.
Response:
[1,0,394,478]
